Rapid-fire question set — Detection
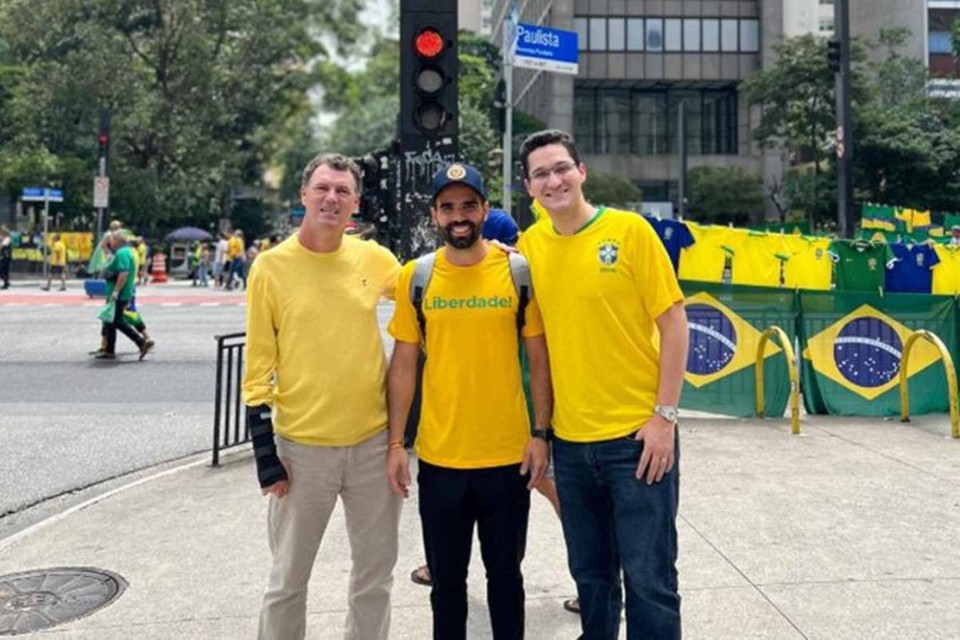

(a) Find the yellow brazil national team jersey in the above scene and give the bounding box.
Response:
[932,244,960,295]
[726,230,790,287]
[51,241,67,266]
[243,235,400,446]
[388,248,544,469]
[518,208,684,443]
[782,236,833,290]
[677,221,732,283]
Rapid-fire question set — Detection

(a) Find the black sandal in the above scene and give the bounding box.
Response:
[563,598,580,614]
[410,565,433,587]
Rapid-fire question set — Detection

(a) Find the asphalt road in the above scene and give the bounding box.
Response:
[0,289,244,527]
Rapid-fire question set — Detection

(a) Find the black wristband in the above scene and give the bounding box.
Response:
[530,426,553,441]
[246,404,289,489]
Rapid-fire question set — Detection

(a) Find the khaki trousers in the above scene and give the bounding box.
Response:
[258,430,401,640]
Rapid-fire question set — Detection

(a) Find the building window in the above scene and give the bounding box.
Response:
[930,31,953,55]
[740,20,759,52]
[646,18,664,52]
[683,19,701,52]
[608,18,626,51]
[721,19,738,52]
[665,19,682,52]
[589,17,607,51]
[627,18,645,51]
[574,17,588,51]
[574,86,739,157]
[702,19,720,52]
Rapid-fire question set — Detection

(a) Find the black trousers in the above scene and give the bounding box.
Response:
[0,257,9,288]
[419,460,531,640]
[103,298,144,353]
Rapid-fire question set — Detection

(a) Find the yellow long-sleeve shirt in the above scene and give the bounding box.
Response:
[242,234,400,446]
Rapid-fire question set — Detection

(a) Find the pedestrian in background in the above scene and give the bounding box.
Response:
[96,231,152,361]
[213,232,228,288]
[517,129,688,640]
[243,153,402,640]
[0,226,11,290]
[225,230,245,290]
[42,233,67,291]
[197,243,211,287]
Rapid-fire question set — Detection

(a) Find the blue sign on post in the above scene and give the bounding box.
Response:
[21,187,64,202]
[514,23,579,75]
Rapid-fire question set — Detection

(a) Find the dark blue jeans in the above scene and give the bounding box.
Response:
[418,460,531,640]
[553,431,681,640]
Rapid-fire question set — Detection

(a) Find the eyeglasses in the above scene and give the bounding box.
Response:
[528,161,578,183]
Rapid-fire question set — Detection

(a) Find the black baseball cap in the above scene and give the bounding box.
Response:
[430,163,487,202]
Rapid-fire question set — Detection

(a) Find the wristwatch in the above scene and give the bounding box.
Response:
[530,426,553,441]
[653,404,679,424]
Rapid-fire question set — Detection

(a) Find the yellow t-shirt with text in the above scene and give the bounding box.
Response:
[242,235,400,446]
[518,208,684,442]
[389,248,545,469]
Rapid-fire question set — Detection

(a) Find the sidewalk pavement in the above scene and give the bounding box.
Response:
[2,415,960,639]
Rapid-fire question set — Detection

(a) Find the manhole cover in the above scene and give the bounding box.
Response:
[0,568,126,635]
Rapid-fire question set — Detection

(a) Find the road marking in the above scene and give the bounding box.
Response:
[199,302,220,307]
[160,302,183,307]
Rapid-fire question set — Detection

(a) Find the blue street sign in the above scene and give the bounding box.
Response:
[21,187,64,202]
[514,23,579,75]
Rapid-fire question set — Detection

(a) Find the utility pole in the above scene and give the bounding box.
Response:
[501,3,518,214]
[833,0,854,237]
[677,100,687,220]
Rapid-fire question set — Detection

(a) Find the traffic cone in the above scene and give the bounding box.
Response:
[151,252,168,284]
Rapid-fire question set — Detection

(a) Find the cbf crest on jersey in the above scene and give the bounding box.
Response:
[597,239,620,269]
[803,304,941,400]
[684,292,781,388]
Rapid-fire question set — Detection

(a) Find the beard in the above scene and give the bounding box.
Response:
[439,220,481,249]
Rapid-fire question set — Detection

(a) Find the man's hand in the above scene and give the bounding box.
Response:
[519,438,549,490]
[387,448,411,498]
[634,415,675,485]
[261,461,290,499]
[487,239,518,254]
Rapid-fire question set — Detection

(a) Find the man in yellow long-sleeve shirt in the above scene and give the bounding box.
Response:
[242,154,402,640]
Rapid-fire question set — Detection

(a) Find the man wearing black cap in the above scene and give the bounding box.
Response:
[386,163,553,639]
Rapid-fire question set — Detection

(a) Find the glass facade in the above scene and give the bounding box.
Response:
[575,17,760,53]
[574,87,739,156]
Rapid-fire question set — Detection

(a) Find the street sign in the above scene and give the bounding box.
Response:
[21,187,64,202]
[513,23,578,74]
[93,176,110,208]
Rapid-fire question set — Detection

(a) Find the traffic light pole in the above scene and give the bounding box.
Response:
[835,0,854,238]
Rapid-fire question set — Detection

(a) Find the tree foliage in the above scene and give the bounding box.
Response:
[687,166,764,225]
[0,0,363,235]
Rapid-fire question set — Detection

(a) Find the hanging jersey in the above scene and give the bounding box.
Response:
[726,230,789,287]
[932,244,960,295]
[885,243,939,294]
[829,241,893,292]
[643,216,694,273]
[782,236,832,290]
[678,222,732,283]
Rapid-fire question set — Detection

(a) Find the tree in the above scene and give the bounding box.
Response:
[582,173,643,210]
[687,166,764,225]
[0,0,364,235]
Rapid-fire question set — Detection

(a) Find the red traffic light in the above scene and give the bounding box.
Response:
[414,28,444,58]
[98,134,109,145]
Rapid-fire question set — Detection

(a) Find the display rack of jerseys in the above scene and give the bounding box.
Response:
[932,243,960,295]
[677,221,733,283]
[828,239,894,293]
[642,215,694,272]
[724,229,791,287]
[884,241,940,294]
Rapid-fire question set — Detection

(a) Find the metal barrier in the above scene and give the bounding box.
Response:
[755,326,801,435]
[899,330,960,439]
[213,332,248,466]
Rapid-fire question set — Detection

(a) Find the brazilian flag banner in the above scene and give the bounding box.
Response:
[798,290,956,416]
[679,282,798,418]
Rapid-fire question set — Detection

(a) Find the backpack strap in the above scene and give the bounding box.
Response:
[507,252,532,335]
[410,252,437,342]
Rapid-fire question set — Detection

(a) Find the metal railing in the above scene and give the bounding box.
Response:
[755,325,801,435]
[899,329,959,439]
[212,332,248,465]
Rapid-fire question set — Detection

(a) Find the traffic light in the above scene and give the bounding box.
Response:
[353,152,389,223]
[400,0,458,139]
[827,39,841,73]
[97,109,111,174]
[493,78,507,134]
